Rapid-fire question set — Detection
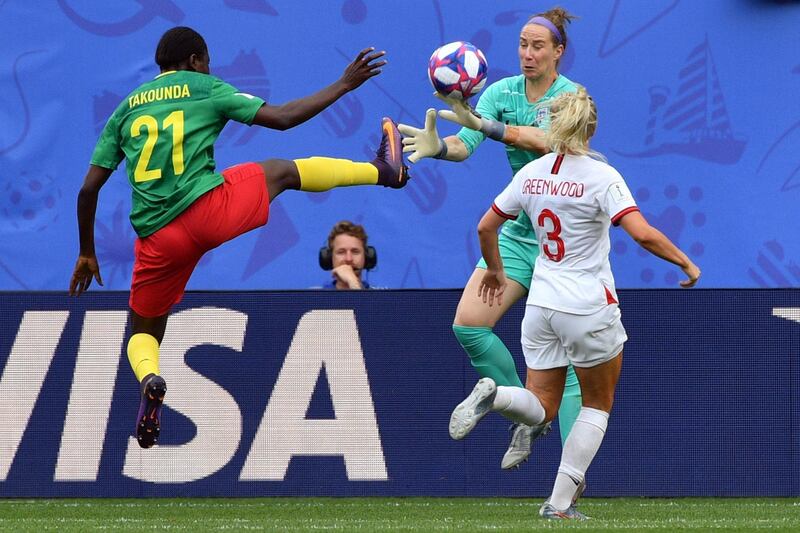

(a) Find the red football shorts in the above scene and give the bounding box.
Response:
[129,162,269,317]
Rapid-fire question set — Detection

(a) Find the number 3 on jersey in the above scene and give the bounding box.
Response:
[537,208,565,262]
[130,110,185,182]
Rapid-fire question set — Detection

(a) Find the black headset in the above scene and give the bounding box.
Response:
[319,243,377,271]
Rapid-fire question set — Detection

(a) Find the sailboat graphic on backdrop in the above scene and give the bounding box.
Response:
[616,36,746,165]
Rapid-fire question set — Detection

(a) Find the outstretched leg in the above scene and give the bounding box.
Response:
[260,117,408,201]
[454,268,547,469]
[449,367,564,444]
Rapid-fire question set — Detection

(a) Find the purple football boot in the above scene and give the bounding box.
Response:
[373,117,410,188]
[135,373,167,449]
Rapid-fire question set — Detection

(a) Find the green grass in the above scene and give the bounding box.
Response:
[0,498,798,531]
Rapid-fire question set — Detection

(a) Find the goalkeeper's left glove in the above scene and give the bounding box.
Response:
[435,93,506,142]
[397,109,448,163]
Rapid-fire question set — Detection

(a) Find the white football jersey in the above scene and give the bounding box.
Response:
[492,152,639,314]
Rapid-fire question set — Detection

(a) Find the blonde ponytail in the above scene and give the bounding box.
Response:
[545,87,603,159]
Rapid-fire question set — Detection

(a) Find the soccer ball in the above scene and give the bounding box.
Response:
[428,41,488,100]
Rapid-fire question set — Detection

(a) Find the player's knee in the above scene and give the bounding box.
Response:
[579,391,614,413]
[452,324,484,346]
[538,396,562,422]
[260,159,300,197]
[453,306,492,328]
[452,324,492,353]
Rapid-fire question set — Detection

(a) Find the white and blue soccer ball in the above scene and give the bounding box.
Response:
[427,41,488,100]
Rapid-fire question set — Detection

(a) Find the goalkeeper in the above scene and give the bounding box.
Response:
[399,7,583,476]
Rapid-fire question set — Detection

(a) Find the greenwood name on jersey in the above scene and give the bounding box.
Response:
[492,153,639,314]
[457,74,577,244]
[91,70,265,237]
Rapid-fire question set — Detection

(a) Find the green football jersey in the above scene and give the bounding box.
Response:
[91,70,265,237]
[457,74,577,243]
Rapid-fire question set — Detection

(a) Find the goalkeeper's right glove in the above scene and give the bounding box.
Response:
[397,109,447,163]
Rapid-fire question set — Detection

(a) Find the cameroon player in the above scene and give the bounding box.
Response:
[69,27,408,449]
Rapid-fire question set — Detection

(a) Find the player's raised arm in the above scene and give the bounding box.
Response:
[70,164,112,296]
[252,47,386,131]
[436,94,549,154]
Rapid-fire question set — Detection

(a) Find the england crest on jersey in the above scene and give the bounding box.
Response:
[534,105,550,128]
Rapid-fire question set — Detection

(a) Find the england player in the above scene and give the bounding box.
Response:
[399,7,583,472]
[69,26,408,449]
[448,87,700,520]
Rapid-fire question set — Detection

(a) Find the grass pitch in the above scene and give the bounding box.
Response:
[0,497,798,531]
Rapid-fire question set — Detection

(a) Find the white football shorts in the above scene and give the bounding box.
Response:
[521,304,627,369]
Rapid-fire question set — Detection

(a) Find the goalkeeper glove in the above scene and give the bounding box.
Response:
[397,109,448,163]
[436,93,506,142]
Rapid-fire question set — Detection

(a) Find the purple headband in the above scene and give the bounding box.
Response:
[525,16,563,44]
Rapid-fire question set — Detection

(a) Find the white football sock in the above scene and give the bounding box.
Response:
[492,386,546,426]
[549,407,609,510]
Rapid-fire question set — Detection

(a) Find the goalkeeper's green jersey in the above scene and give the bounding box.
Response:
[91,70,265,237]
[457,74,577,244]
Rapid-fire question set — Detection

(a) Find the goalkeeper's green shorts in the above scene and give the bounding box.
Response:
[476,233,538,291]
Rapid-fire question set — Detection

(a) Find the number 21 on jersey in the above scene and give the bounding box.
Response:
[537,208,565,262]
[130,110,185,182]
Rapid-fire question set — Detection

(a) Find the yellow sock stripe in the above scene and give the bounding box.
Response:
[294,157,378,191]
[127,333,160,383]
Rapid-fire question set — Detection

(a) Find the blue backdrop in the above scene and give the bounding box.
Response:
[1,0,799,290]
[1,289,799,497]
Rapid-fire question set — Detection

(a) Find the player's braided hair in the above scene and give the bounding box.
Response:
[545,87,604,160]
[327,221,368,250]
[155,27,208,70]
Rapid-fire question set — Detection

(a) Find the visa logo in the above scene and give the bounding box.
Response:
[0,308,387,484]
